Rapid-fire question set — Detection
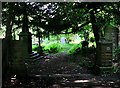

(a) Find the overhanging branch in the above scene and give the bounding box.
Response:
[51,21,91,35]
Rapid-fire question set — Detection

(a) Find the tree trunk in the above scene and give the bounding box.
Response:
[22,3,29,33]
[48,32,50,40]
[90,10,100,47]
[90,10,100,66]
[5,15,13,39]
[3,14,13,84]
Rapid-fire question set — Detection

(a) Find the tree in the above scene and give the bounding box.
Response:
[2,2,119,45]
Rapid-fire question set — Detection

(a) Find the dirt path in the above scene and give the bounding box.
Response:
[27,52,89,76]
[25,52,120,87]
[4,52,120,88]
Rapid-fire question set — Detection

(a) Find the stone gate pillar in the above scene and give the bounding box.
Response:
[97,25,119,72]
[19,32,32,55]
[105,25,119,48]
[9,4,32,77]
[19,10,32,57]
[97,40,113,66]
[104,25,119,60]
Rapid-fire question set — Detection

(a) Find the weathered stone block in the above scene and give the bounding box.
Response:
[19,32,32,54]
[97,41,113,66]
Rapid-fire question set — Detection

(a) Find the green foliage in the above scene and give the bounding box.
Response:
[112,47,120,74]
[3,2,119,43]
[81,47,94,55]
[32,45,38,51]
[114,47,120,56]
[78,57,94,68]
[69,46,96,68]
[67,43,82,55]
[109,19,118,27]
[111,65,118,74]
[43,42,62,54]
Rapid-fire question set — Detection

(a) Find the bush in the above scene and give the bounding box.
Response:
[32,45,39,51]
[67,43,82,55]
[79,57,94,68]
[43,42,62,54]
[114,47,120,56]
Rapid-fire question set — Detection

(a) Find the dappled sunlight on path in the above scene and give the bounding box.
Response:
[25,52,120,87]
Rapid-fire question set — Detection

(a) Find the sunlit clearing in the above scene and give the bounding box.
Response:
[70,39,81,44]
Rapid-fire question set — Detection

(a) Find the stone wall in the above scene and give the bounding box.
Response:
[0,39,2,87]
[10,40,28,76]
[2,38,11,82]
[11,40,29,59]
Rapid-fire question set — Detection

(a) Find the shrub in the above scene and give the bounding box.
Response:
[32,45,39,51]
[67,43,82,55]
[43,42,62,54]
[114,47,120,56]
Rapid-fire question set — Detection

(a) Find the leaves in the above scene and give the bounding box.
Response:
[2,2,120,40]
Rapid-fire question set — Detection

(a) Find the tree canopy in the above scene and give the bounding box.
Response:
[1,2,120,44]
